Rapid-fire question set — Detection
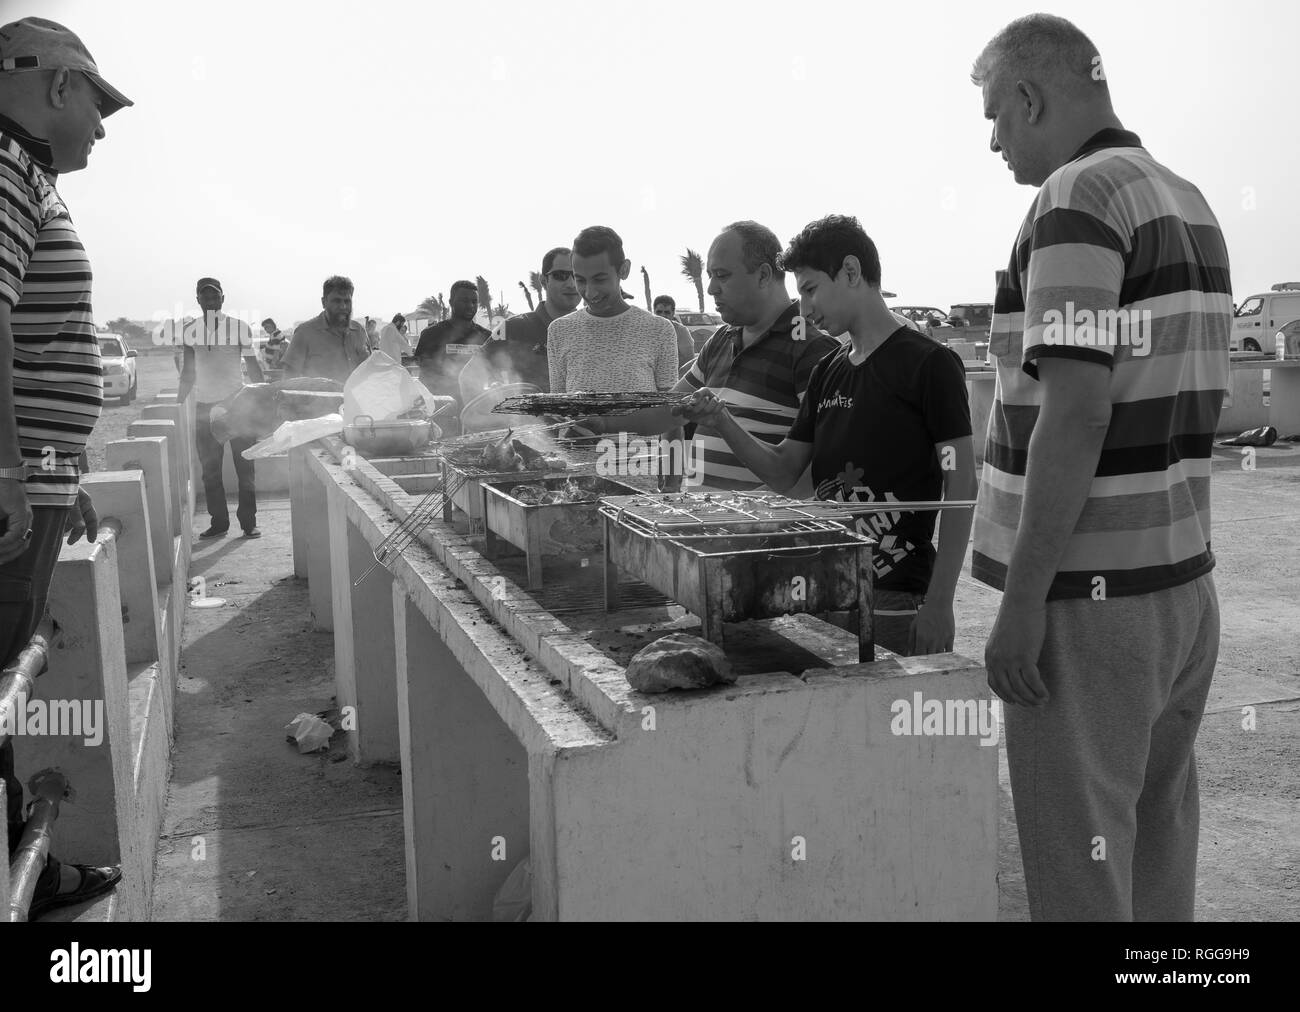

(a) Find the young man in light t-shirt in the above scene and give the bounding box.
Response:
[547,226,678,395]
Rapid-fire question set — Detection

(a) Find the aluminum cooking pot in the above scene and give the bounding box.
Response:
[342,414,436,456]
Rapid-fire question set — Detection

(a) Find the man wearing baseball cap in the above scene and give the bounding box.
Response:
[179,277,260,539]
[0,16,132,919]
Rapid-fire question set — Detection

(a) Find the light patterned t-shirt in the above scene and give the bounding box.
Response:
[546,305,678,393]
[0,128,102,508]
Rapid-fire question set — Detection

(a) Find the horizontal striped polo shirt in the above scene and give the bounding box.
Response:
[683,301,838,490]
[0,123,102,508]
[972,129,1232,599]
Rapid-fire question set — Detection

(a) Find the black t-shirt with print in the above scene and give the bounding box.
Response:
[787,328,972,593]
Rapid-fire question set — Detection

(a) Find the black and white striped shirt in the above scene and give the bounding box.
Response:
[0,127,102,507]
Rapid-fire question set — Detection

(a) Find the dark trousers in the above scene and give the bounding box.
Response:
[196,401,256,530]
[1,505,70,892]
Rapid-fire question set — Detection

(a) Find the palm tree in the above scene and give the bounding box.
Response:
[680,248,704,312]
[497,291,512,321]
[436,293,447,321]
[518,280,534,311]
[475,276,493,326]
[418,296,441,318]
[529,271,545,303]
[640,266,652,311]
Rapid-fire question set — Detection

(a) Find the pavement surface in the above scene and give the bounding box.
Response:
[106,358,1299,920]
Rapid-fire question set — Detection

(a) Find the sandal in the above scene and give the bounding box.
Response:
[28,864,122,921]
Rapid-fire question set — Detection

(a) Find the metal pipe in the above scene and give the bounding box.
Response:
[6,770,69,922]
[0,618,53,751]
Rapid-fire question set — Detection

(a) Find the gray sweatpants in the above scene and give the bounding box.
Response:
[1004,573,1219,921]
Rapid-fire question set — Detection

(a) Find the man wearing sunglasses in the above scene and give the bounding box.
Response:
[482,247,581,392]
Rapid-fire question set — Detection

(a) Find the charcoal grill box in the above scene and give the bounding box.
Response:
[601,503,876,661]
[480,476,641,589]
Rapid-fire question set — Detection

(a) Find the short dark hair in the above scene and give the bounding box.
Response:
[778,215,882,288]
[261,317,276,329]
[720,220,785,281]
[392,313,406,326]
[653,295,676,312]
[450,280,476,297]
[572,226,625,267]
[541,246,572,276]
[322,275,354,298]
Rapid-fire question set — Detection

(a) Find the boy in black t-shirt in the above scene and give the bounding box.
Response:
[676,215,977,656]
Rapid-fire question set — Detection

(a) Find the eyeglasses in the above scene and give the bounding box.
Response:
[546,270,574,282]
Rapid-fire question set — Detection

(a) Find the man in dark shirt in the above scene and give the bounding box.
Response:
[676,215,977,656]
[482,247,581,391]
[415,279,489,400]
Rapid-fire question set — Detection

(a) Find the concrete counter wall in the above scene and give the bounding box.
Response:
[6,397,197,921]
[298,443,999,921]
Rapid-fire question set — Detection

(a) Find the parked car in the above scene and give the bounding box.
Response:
[98,333,138,405]
[947,303,993,331]
[676,310,725,352]
[1232,283,1300,352]
[890,306,951,337]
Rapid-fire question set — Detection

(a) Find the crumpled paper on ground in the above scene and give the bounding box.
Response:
[243,414,344,459]
[343,351,436,426]
[284,712,336,753]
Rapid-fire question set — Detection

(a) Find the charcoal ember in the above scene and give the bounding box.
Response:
[541,456,567,471]
[510,484,546,504]
[539,491,566,505]
[561,477,599,502]
[624,633,735,693]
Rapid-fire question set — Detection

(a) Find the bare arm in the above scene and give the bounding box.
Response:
[676,395,812,492]
[1001,358,1111,605]
[926,435,978,608]
[178,345,196,402]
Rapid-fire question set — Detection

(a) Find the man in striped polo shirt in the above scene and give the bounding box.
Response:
[0,16,129,918]
[972,15,1231,921]
[615,222,839,493]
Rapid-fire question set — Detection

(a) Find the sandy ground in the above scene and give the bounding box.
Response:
[101,357,1297,920]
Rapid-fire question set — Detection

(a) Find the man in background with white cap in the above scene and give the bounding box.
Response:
[179,277,260,539]
[0,15,131,919]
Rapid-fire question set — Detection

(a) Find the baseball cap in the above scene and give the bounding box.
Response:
[196,277,223,295]
[0,17,133,118]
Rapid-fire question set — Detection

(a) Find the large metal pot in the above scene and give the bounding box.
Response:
[342,415,434,457]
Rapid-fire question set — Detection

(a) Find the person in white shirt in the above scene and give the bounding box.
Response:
[178,277,260,539]
[378,313,412,362]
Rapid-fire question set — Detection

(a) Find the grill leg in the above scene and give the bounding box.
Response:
[525,526,544,590]
[602,518,619,612]
[857,543,875,662]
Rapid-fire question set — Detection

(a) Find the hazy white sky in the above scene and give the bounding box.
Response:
[11,0,1300,327]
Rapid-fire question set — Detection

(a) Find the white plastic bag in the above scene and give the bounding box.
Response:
[492,855,532,922]
[284,712,335,754]
[242,413,343,459]
[342,351,436,426]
